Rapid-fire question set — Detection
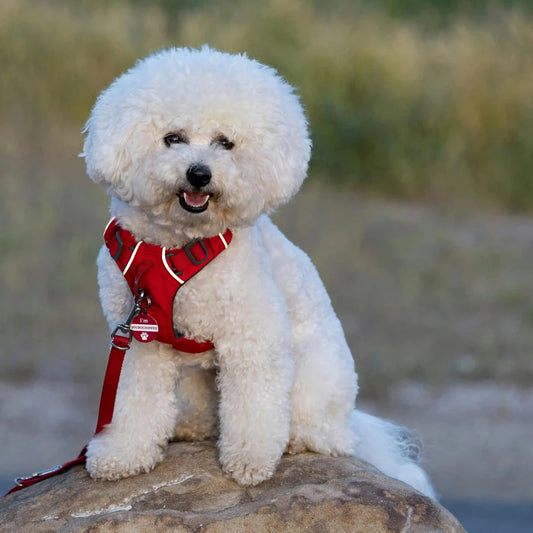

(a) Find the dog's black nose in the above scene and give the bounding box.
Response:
[186,164,211,188]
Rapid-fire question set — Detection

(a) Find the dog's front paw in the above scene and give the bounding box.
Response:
[222,456,277,486]
[86,433,165,481]
[220,443,283,486]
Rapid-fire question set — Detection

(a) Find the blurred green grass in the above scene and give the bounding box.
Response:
[1,0,532,394]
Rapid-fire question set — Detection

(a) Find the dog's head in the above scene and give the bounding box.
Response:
[82,47,311,237]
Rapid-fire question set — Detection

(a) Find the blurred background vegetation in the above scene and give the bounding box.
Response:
[1,0,532,393]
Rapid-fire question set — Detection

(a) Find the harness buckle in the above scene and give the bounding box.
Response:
[184,239,210,265]
[110,290,151,350]
[110,326,133,350]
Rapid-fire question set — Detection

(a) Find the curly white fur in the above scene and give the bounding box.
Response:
[82,46,435,498]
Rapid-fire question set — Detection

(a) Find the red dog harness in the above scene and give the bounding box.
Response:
[5,220,232,496]
[104,218,232,353]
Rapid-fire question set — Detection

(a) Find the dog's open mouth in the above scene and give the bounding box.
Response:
[177,191,212,213]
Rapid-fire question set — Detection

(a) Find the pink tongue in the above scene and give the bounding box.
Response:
[184,191,209,207]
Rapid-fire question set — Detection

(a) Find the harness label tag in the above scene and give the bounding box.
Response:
[131,314,159,343]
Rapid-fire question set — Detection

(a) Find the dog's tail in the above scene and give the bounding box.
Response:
[350,409,437,499]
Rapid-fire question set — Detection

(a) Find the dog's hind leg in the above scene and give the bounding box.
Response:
[86,342,180,480]
[286,318,360,457]
[257,216,359,456]
[258,216,436,499]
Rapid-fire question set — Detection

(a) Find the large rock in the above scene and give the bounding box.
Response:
[0,441,465,532]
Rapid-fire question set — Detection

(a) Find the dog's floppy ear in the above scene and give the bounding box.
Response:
[81,117,130,188]
[80,77,149,201]
[267,100,311,210]
[249,80,312,213]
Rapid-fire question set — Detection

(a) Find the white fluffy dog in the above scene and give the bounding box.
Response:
[82,46,435,498]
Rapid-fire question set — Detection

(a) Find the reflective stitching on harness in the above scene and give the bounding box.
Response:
[123,241,143,276]
[161,247,185,284]
[219,232,228,248]
[104,217,116,236]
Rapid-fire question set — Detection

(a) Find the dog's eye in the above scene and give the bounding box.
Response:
[164,132,188,147]
[213,135,234,150]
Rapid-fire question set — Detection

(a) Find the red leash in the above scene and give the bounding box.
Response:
[4,327,131,496]
[4,223,232,497]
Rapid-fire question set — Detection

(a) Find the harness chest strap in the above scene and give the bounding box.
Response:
[4,221,233,496]
[104,218,233,353]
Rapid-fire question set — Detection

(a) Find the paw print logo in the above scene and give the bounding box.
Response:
[140,332,149,341]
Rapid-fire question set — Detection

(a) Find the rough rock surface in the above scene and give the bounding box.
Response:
[0,441,465,532]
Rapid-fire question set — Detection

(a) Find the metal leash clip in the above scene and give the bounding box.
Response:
[14,465,63,486]
[110,290,150,350]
